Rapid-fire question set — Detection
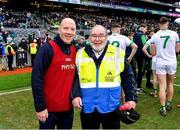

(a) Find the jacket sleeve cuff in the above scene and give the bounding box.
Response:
[35,104,46,112]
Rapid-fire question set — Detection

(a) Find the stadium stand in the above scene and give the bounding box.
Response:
[0,0,180,69]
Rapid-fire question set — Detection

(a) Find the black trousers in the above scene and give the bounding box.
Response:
[31,54,36,66]
[80,108,120,129]
[39,108,73,129]
[7,55,13,70]
[144,57,152,85]
[135,56,145,88]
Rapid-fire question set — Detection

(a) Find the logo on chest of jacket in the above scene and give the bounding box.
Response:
[61,64,75,70]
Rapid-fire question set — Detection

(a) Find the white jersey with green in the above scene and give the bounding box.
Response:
[108,33,133,51]
[147,29,179,64]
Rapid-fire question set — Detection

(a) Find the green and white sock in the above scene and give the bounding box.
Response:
[166,101,172,106]
[161,106,166,111]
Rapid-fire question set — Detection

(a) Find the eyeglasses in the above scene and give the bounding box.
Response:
[90,34,107,39]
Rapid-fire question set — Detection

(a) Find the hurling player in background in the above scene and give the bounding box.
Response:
[174,18,180,108]
[149,17,179,116]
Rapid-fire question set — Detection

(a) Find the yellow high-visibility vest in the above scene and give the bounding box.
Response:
[76,44,125,88]
[6,45,15,55]
[30,43,38,54]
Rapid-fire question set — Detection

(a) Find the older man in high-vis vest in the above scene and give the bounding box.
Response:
[72,25,137,129]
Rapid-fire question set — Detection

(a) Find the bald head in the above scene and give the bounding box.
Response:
[59,18,76,44]
[60,18,76,28]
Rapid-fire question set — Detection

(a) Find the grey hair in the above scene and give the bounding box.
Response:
[90,25,107,35]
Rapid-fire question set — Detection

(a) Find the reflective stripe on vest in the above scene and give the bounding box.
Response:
[5,45,15,55]
[77,44,124,88]
[30,43,37,54]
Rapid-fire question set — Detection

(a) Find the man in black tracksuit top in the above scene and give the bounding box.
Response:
[133,24,148,92]
[32,34,77,129]
[32,18,77,129]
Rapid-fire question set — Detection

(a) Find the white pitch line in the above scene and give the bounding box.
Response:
[174,84,180,87]
[0,88,31,96]
[1,80,180,96]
